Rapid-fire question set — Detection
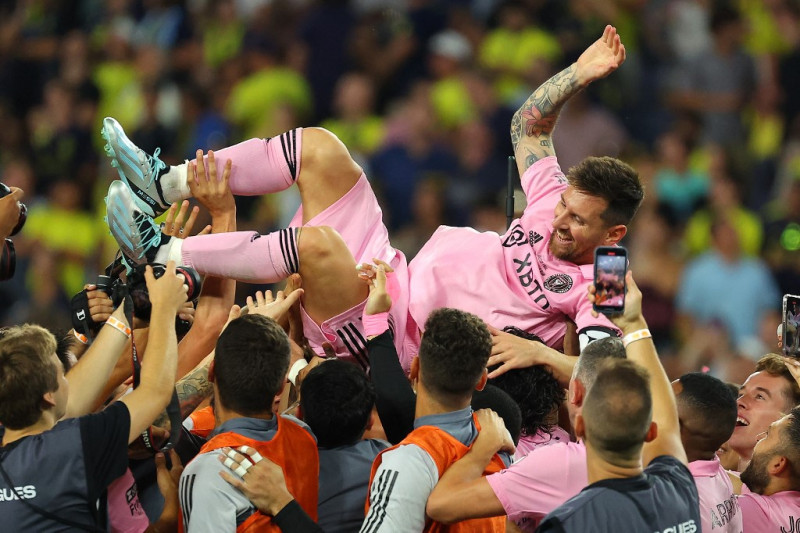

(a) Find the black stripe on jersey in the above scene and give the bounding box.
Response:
[337,327,368,370]
[180,473,196,528]
[362,469,399,533]
[279,131,298,181]
[345,323,370,368]
[279,228,299,274]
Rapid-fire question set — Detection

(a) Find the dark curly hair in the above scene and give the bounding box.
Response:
[487,327,565,437]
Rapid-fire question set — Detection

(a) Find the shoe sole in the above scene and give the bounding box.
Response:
[101,123,165,218]
[105,182,146,265]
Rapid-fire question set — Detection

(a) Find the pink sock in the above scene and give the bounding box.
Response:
[181,228,300,283]
[194,129,303,196]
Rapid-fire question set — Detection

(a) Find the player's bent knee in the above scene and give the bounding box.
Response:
[302,128,361,179]
[297,226,351,264]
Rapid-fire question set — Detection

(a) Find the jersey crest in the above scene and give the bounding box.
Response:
[544,273,573,294]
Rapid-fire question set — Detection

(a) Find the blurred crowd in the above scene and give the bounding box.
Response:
[0,0,798,382]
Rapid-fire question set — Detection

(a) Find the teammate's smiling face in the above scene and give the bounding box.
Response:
[549,187,620,265]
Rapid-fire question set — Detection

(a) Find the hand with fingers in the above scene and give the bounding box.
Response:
[188,150,236,219]
[588,270,646,334]
[485,325,546,379]
[84,283,115,323]
[782,356,800,389]
[152,450,184,532]
[473,409,516,456]
[162,200,207,239]
[357,258,394,316]
[145,261,190,317]
[0,186,23,239]
[576,25,627,87]
[245,289,305,324]
[218,446,294,516]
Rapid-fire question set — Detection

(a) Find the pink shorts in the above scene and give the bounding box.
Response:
[289,174,416,372]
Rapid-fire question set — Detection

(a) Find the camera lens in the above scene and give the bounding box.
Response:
[0,182,27,236]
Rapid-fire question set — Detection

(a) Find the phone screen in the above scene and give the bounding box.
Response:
[783,294,800,357]
[593,247,627,315]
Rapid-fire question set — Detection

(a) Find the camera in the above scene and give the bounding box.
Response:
[71,261,202,339]
[0,182,27,281]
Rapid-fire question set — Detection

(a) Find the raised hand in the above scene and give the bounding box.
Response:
[162,200,206,238]
[188,150,236,218]
[575,25,626,87]
[145,261,189,316]
[357,259,394,315]
[245,289,304,324]
[588,270,645,334]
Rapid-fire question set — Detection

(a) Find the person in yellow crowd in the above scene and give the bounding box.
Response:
[428,30,477,130]
[201,0,245,68]
[226,35,312,139]
[23,179,102,298]
[684,173,763,257]
[320,72,385,157]
[479,1,561,105]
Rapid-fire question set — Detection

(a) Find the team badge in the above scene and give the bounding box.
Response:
[544,273,573,293]
[502,224,527,247]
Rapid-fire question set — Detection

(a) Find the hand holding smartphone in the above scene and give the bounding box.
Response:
[593,246,628,316]
[783,294,800,357]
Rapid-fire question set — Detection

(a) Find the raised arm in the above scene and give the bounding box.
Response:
[121,262,188,443]
[589,272,686,465]
[511,25,626,175]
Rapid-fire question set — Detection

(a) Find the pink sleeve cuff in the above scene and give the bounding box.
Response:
[363,312,390,337]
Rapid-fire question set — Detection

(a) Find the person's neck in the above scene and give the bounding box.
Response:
[2,414,57,446]
[414,387,469,420]
[585,441,644,484]
[686,449,717,463]
[215,404,274,428]
[761,476,798,497]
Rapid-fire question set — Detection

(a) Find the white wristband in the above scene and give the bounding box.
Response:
[288,359,309,386]
[622,328,652,348]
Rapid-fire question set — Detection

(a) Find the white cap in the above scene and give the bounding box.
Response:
[429,30,472,62]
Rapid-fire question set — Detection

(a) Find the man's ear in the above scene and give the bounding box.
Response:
[569,378,586,407]
[604,224,627,246]
[208,360,216,383]
[410,356,420,381]
[42,391,56,409]
[768,455,790,477]
[644,421,658,443]
[475,368,488,392]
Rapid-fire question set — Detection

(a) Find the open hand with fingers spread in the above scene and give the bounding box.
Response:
[189,150,236,218]
[576,25,627,87]
[245,289,304,324]
[162,200,206,238]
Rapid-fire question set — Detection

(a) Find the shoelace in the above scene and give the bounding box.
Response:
[133,211,162,259]
[145,147,167,189]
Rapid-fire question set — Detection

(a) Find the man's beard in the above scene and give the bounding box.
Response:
[548,232,576,262]
[740,452,772,495]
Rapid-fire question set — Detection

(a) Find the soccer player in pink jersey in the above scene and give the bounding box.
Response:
[737,407,800,531]
[673,373,742,532]
[101,26,639,371]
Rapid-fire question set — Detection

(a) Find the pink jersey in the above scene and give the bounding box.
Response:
[688,458,743,533]
[514,425,571,460]
[107,467,149,533]
[409,157,617,348]
[486,440,587,532]
[738,486,800,532]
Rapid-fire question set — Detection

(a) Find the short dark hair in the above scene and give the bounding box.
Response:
[779,407,800,483]
[583,359,652,462]
[489,327,564,437]
[755,354,800,410]
[301,360,376,448]
[471,384,523,445]
[419,308,491,406]
[0,325,59,429]
[575,337,627,389]
[677,373,738,451]
[567,156,644,227]
[214,314,290,416]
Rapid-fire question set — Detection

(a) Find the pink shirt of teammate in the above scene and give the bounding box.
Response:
[688,458,742,532]
[408,157,617,349]
[514,425,571,460]
[486,441,587,532]
[738,485,800,532]
[107,467,149,533]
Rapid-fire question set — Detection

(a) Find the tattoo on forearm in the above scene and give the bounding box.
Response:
[511,64,579,156]
[152,365,213,428]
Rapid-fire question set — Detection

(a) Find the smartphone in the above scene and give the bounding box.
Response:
[783,294,800,357]
[593,246,628,316]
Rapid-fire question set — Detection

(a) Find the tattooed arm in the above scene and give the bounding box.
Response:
[153,351,214,428]
[511,25,627,174]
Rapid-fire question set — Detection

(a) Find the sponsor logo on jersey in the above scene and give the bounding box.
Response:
[502,224,527,247]
[658,520,697,533]
[544,273,573,293]
[529,231,544,245]
[0,486,36,501]
[514,252,550,309]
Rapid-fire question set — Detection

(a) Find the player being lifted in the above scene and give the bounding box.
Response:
[103,26,641,371]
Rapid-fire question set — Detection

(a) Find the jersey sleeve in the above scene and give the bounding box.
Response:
[360,444,439,533]
[573,296,620,351]
[180,453,254,533]
[486,443,586,527]
[519,156,567,223]
[79,401,132,503]
[737,493,775,532]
